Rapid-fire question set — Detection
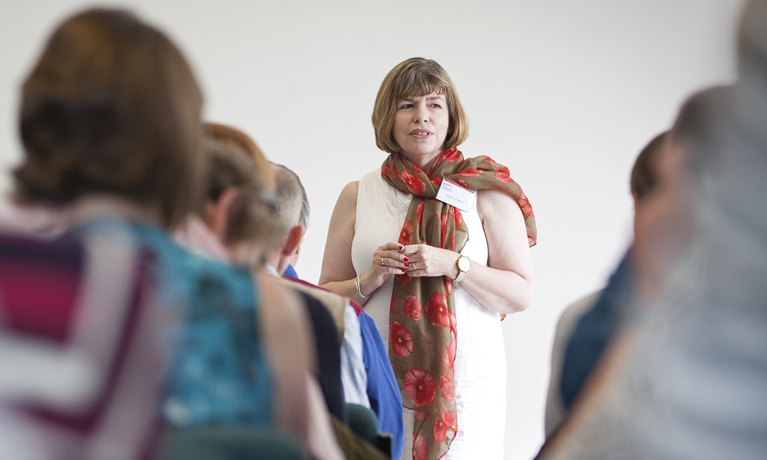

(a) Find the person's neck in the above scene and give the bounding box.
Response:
[264,248,284,276]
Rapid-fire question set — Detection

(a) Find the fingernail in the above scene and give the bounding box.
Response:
[399,244,404,250]
[405,263,410,267]
[404,257,409,262]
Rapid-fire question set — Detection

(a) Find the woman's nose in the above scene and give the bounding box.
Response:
[414,103,429,123]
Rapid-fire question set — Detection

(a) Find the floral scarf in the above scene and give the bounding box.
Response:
[382,148,536,460]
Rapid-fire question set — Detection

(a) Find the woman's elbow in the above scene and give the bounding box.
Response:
[507,277,535,313]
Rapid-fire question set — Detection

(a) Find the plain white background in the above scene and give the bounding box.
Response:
[0,1,745,458]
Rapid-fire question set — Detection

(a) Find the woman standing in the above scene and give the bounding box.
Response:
[320,57,537,459]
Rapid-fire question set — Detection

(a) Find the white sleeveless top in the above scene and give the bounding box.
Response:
[351,168,506,459]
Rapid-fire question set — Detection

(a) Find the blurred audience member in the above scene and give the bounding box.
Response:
[176,127,344,460]
[538,1,767,458]
[545,132,669,436]
[267,164,406,459]
[0,9,323,460]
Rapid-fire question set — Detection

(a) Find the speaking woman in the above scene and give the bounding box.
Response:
[320,57,537,459]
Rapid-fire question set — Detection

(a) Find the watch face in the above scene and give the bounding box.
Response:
[458,256,471,272]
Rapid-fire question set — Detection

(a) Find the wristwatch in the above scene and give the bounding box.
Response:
[454,255,471,283]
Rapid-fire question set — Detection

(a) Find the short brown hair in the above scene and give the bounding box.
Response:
[205,123,274,192]
[630,131,669,200]
[14,9,204,228]
[372,58,468,154]
[202,131,280,248]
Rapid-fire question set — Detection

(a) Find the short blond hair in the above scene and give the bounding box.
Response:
[372,58,468,154]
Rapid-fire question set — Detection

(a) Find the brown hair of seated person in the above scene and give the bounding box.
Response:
[630,131,670,201]
[14,9,203,228]
[199,135,282,265]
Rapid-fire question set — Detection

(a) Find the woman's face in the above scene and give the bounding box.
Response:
[392,91,450,168]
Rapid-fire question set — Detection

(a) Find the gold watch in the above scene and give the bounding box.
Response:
[454,255,471,283]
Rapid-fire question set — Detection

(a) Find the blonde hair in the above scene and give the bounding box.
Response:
[372,57,468,154]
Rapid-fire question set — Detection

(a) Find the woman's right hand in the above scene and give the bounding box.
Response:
[359,242,409,297]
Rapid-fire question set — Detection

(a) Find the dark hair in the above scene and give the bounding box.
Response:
[14,9,204,228]
[630,132,669,200]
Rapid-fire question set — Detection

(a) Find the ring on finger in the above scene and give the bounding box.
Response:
[412,262,417,270]
[380,257,385,266]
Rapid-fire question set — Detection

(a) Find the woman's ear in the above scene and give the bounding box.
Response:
[205,187,240,239]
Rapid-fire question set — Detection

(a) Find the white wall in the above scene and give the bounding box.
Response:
[0,1,744,458]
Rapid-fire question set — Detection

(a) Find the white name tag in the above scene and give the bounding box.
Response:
[436,179,476,212]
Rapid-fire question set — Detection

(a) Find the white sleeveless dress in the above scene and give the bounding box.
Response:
[351,168,506,459]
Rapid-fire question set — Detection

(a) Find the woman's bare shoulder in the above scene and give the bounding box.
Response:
[476,188,523,222]
[336,180,359,209]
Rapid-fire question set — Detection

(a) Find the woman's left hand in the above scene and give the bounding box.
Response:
[401,244,460,279]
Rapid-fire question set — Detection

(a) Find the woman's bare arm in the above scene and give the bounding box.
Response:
[318,181,407,305]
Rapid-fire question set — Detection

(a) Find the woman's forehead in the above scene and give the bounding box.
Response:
[397,88,447,100]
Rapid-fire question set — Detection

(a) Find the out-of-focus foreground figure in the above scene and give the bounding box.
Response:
[538,1,767,458]
[0,9,317,460]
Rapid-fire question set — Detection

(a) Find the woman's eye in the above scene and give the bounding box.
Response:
[398,103,413,109]
[431,103,442,109]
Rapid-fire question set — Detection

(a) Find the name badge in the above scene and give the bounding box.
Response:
[436,179,476,212]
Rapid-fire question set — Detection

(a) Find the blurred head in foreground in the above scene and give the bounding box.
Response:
[199,123,281,267]
[14,8,203,228]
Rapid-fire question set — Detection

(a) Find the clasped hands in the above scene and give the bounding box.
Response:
[358,242,461,297]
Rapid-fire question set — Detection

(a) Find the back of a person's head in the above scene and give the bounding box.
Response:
[205,123,274,191]
[670,86,733,176]
[202,136,281,249]
[630,132,669,201]
[14,8,204,228]
[271,164,309,238]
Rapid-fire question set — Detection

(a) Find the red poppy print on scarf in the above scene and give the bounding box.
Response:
[390,297,398,315]
[449,206,462,226]
[399,169,426,195]
[416,201,424,223]
[397,273,412,286]
[413,433,428,460]
[440,213,448,247]
[455,179,469,189]
[518,190,534,217]
[399,219,414,245]
[443,149,461,163]
[439,376,455,403]
[433,411,457,443]
[430,176,443,188]
[426,293,450,328]
[390,321,415,358]
[403,368,437,407]
[381,163,392,179]
[455,168,482,178]
[414,410,429,421]
[445,330,456,372]
[444,276,453,295]
[404,295,422,320]
[494,172,513,183]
